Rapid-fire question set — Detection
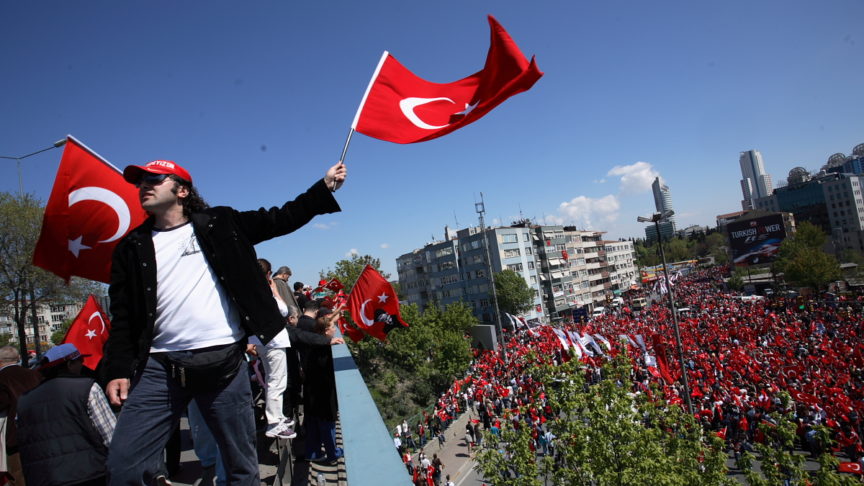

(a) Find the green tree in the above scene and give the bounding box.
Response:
[728,267,747,291]
[775,222,841,291]
[476,353,733,486]
[0,193,97,359]
[51,318,75,345]
[493,269,535,315]
[704,232,729,264]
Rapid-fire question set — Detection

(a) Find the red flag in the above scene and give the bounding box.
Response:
[325,278,344,292]
[62,295,110,370]
[346,265,408,341]
[337,316,365,343]
[838,462,862,475]
[33,136,147,283]
[352,15,542,144]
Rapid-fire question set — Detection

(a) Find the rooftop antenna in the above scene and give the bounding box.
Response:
[454,211,460,228]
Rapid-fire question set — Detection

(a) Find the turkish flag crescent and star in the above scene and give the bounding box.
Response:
[62,295,111,371]
[351,15,543,144]
[33,136,147,283]
[346,265,409,341]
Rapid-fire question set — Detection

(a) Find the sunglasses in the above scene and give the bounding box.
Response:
[135,173,170,188]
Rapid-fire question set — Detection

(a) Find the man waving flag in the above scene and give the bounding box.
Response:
[351,15,543,144]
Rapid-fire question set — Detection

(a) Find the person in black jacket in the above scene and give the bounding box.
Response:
[18,344,115,486]
[302,307,342,464]
[103,159,346,485]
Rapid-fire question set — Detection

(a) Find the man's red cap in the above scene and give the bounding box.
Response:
[123,160,193,185]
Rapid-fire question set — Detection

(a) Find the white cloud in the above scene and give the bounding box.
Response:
[607,161,659,194]
[556,194,621,229]
[313,221,338,230]
[345,248,359,257]
[379,243,389,249]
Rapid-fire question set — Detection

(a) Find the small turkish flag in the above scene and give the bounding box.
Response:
[346,265,408,341]
[33,136,147,283]
[337,316,365,343]
[352,15,542,144]
[325,278,345,292]
[838,462,862,475]
[62,295,110,371]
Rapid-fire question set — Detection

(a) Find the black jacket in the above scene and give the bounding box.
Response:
[104,178,340,381]
[18,376,107,486]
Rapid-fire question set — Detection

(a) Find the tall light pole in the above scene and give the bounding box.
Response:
[637,210,694,416]
[0,139,67,197]
[476,194,507,361]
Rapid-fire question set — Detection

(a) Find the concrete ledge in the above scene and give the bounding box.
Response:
[332,340,408,485]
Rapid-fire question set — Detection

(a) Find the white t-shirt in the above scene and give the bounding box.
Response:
[150,223,244,352]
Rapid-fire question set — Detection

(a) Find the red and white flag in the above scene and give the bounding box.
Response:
[33,136,147,283]
[352,15,543,144]
[838,462,862,475]
[62,295,110,371]
[346,265,409,341]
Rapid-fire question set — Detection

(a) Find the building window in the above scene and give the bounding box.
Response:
[501,234,518,243]
[503,248,521,258]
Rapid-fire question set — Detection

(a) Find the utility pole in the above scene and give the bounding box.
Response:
[476,194,507,361]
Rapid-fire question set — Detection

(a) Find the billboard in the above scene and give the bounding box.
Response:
[728,214,787,266]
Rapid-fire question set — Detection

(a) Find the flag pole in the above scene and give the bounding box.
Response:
[337,50,390,169]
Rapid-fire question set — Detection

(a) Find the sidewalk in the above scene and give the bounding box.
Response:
[416,411,478,485]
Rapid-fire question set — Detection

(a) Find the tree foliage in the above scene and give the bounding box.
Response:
[0,193,97,357]
[493,269,535,316]
[476,353,733,486]
[774,222,841,291]
[634,230,726,268]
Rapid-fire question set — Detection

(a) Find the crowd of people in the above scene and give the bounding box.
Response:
[398,266,864,481]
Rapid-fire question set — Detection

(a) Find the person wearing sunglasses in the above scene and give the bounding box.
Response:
[102,159,346,485]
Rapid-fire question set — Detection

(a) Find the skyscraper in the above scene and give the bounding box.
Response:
[646,176,676,243]
[652,177,676,222]
[739,150,773,210]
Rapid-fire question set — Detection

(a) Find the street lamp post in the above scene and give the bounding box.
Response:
[637,210,694,416]
[476,194,507,361]
[0,139,67,197]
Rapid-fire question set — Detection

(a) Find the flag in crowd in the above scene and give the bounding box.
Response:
[62,294,110,370]
[346,265,409,341]
[33,136,147,283]
[351,15,543,144]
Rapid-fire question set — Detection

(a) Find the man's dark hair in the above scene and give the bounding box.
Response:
[169,175,209,218]
[294,281,305,291]
[257,258,272,275]
[304,299,321,313]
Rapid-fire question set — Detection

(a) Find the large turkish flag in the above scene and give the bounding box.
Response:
[352,15,543,144]
[33,136,147,283]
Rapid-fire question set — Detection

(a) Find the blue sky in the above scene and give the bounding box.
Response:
[2,1,862,284]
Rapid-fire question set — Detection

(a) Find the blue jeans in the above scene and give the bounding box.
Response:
[187,401,227,486]
[107,357,258,485]
[303,415,338,460]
